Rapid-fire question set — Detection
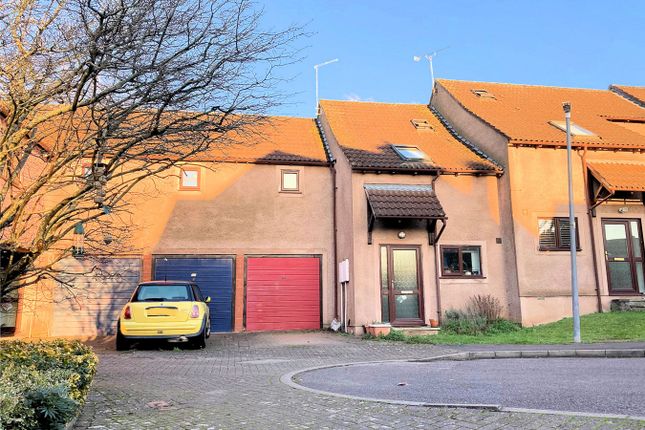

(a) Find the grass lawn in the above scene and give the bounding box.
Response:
[382,311,645,345]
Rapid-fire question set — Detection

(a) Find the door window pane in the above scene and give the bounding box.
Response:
[630,221,642,258]
[380,247,388,290]
[607,262,634,291]
[395,295,420,319]
[392,249,417,291]
[604,224,629,258]
[636,262,645,294]
[381,295,390,322]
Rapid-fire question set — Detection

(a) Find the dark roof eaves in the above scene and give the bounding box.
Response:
[315,117,336,164]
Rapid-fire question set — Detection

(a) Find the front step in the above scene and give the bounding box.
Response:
[394,327,440,336]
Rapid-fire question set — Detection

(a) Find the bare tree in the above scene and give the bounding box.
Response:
[0,0,303,299]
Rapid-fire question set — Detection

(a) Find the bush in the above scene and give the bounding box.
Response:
[0,340,97,429]
[443,309,488,335]
[466,295,503,323]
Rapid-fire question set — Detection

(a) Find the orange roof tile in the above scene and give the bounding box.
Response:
[204,116,328,165]
[437,79,645,149]
[319,100,500,173]
[587,160,645,192]
[610,85,645,107]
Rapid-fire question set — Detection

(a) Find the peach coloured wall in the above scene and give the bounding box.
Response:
[346,172,510,333]
[432,85,523,321]
[318,109,356,323]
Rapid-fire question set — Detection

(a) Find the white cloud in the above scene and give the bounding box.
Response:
[344,93,374,102]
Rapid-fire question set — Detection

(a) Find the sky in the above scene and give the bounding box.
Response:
[258,0,645,118]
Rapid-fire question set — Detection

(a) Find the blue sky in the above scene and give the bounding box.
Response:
[259,0,645,117]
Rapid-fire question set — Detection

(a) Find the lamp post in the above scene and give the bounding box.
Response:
[314,59,339,116]
[563,102,581,343]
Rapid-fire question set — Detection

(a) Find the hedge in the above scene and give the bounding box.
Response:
[0,340,98,430]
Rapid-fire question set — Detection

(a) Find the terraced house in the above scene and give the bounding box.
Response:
[2,79,644,338]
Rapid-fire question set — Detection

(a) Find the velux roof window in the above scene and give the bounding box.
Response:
[549,120,596,136]
[392,145,427,161]
[472,89,496,99]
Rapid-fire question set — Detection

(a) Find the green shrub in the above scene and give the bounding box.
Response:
[381,330,406,341]
[443,309,488,335]
[466,295,503,323]
[486,319,521,334]
[0,340,97,429]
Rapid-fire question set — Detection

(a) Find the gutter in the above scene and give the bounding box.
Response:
[431,175,443,324]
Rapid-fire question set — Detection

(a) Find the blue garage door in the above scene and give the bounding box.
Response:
[153,257,234,332]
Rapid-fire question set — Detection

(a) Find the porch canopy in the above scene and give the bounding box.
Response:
[587,160,645,209]
[364,183,446,244]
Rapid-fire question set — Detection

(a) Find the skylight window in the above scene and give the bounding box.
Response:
[392,145,427,161]
[411,119,433,130]
[549,120,596,136]
[472,89,496,99]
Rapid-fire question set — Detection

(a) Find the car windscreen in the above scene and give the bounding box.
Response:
[132,285,194,302]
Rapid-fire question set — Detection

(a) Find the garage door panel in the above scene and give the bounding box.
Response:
[246,257,320,332]
[154,257,233,332]
[52,258,141,337]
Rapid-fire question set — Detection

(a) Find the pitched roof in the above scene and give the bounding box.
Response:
[364,184,445,218]
[319,100,500,174]
[437,79,645,149]
[587,160,645,193]
[204,116,328,165]
[610,85,645,107]
[34,109,328,165]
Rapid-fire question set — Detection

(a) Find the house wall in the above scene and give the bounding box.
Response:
[432,85,523,321]
[318,110,356,323]
[15,161,335,337]
[434,83,645,326]
[347,172,508,333]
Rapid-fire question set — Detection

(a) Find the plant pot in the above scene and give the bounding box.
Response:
[429,319,440,328]
[367,324,391,337]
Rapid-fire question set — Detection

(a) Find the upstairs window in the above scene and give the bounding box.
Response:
[179,167,200,190]
[538,217,581,251]
[549,120,595,136]
[392,145,427,161]
[281,169,300,192]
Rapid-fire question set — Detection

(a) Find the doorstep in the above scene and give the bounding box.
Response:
[393,326,440,336]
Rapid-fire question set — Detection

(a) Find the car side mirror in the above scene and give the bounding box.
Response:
[205,296,211,303]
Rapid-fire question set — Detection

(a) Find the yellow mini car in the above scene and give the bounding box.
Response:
[116,281,211,350]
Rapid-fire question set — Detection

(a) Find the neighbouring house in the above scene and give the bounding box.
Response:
[432,79,645,325]
[317,100,510,334]
[11,116,336,338]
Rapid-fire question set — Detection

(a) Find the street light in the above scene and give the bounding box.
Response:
[314,58,339,116]
[563,101,581,343]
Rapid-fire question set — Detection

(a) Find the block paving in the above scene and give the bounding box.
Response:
[75,332,644,430]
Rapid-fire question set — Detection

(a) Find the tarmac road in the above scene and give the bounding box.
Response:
[296,357,645,417]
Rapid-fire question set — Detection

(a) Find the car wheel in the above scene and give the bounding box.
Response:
[115,325,130,351]
[191,323,207,349]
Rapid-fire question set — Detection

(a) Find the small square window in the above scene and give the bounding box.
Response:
[281,170,299,192]
[180,167,200,190]
[392,145,427,161]
[441,246,482,277]
[538,217,581,251]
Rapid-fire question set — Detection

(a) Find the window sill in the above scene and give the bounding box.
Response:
[440,276,486,280]
[538,249,582,252]
[279,190,302,194]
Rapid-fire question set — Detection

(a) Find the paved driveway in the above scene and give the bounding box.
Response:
[76,333,644,429]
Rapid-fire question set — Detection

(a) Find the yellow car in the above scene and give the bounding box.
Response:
[116,281,211,350]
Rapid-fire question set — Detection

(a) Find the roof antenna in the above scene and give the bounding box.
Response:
[414,46,450,102]
[314,58,339,116]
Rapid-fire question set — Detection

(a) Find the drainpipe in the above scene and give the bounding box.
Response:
[580,146,603,312]
[431,175,443,323]
[330,160,339,319]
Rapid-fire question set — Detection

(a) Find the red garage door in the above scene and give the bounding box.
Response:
[246,257,321,331]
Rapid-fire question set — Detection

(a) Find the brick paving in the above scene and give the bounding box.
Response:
[76,332,644,429]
